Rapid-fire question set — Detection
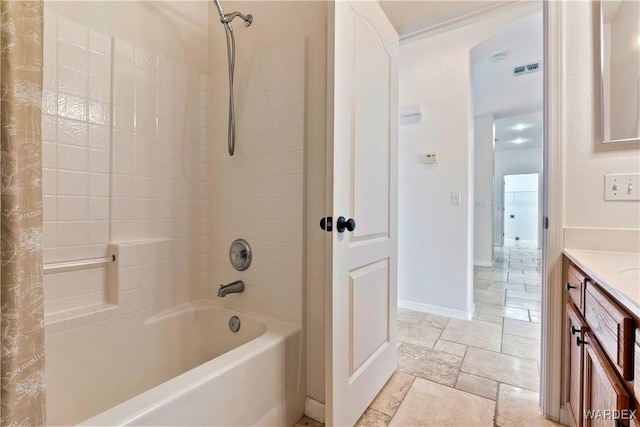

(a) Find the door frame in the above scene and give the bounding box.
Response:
[541,0,564,421]
[402,2,565,421]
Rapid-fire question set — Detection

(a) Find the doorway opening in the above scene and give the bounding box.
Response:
[470,2,545,417]
[503,173,540,247]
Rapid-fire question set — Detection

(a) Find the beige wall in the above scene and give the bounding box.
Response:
[398,4,536,319]
[207,0,328,403]
[473,114,494,265]
[563,1,640,230]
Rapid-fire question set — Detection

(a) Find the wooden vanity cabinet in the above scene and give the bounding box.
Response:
[583,331,631,427]
[563,259,637,427]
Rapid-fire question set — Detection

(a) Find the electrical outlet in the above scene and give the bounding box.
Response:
[604,173,640,201]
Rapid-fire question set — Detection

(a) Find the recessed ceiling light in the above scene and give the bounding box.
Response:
[512,123,530,131]
[512,138,527,144]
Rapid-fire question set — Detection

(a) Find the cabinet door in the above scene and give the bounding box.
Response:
[583,331,632,427]
[567,303,588,427]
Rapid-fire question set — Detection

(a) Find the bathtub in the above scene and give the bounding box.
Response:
[45,300,303,426]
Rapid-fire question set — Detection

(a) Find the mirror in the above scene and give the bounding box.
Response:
[600,0,640,143]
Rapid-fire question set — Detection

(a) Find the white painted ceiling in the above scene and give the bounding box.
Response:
[494,111,543,151]
[379,0,506,37]
[470,10,544,151]
[380,1,544,152]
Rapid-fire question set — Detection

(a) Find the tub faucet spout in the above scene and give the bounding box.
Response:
[217,280,245,297]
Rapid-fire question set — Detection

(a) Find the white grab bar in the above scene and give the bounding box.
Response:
[43,255,116,274]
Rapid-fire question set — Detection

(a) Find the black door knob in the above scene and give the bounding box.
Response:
[565,283,576,291]
[571,325,581,336]
[336,216,356,233]
[576,336,585,347]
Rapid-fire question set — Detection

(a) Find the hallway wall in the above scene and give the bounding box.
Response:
[398,5,538,320]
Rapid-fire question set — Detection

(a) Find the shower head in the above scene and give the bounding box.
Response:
[212,0,253,27]
[222,11,253,27]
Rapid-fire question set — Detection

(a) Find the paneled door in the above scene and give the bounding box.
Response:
[326,1,399,425]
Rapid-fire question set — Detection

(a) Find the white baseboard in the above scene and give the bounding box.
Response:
[399,299,474,321]
[474,261,493,267]
[304,397,325,423]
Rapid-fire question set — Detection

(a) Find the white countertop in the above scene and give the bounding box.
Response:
[563,248,640,318]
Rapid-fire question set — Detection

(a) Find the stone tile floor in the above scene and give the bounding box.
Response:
[295,245,565,427]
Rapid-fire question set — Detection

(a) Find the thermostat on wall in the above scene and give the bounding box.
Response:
[422,153,438,164]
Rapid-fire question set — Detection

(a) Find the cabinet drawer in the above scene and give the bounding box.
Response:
[584,282,635,381]
[566,264,586,312]
[583,331,632,427]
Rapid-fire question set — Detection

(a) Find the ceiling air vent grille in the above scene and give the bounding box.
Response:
[512,61,542,77]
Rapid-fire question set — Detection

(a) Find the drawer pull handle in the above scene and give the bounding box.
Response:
[570,325,581,335]
[565,283,576,291]
[576,336,585,347]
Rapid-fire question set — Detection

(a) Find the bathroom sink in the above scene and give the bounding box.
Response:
[619,267,640,282]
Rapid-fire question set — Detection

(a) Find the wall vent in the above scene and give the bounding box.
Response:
[512,61,542,76]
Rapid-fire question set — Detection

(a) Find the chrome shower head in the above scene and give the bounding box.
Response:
[221,11,253,27]
[213,0,253,27]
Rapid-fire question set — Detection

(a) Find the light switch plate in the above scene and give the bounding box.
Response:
[422,153,438,164]
[604,173,640,201]
[451,192,461,205]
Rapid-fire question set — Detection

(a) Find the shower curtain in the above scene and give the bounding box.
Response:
[0,0,47,425]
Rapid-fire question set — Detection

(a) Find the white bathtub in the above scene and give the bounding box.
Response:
[46,300,303,426]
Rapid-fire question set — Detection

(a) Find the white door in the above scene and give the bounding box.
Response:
[326,2,399,426]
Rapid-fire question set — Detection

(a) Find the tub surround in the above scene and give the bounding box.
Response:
[72,301,302,427]
[208,36,306,325]
[42,8,212,319]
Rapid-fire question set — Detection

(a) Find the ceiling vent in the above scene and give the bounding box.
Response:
[512,61,542,77]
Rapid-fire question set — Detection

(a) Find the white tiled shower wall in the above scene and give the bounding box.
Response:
[42,7,307,425]
[43,10,306,333]
[42,10,211,323]
[42,14,113,312]
[209,37,306,324]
